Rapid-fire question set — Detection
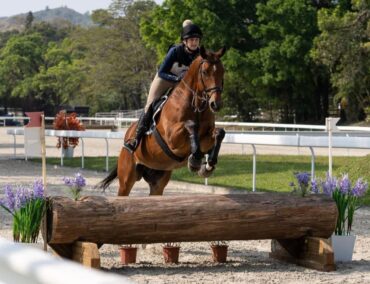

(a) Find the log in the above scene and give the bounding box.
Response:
[46,193,337,245]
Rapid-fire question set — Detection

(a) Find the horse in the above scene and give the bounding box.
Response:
[99,46,226,196]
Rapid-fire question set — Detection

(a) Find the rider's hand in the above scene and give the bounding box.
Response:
[177,70,187,81]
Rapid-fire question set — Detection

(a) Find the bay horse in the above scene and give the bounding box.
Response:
[99,46,226,196]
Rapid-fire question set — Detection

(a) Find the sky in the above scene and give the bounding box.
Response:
[0,0,163,17]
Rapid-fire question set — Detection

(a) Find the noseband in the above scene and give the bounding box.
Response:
[182,59,223,112]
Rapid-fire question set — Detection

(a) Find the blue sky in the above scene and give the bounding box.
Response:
[0,0,163,17]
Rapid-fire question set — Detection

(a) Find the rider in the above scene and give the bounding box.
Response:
[124,19,203,153]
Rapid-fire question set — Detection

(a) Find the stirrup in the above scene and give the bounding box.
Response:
[123,139,137,154]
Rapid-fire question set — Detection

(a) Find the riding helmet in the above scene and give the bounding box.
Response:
[181,19,203,40]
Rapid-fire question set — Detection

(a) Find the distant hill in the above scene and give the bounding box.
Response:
[0,7,93,32]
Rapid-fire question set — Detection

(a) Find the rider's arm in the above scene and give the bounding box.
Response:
[158,47,181,82]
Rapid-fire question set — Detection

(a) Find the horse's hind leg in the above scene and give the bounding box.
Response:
[142,167,172,196]
[117,148,138,196]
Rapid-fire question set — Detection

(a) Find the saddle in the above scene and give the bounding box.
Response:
[146,88,173,134]
[145,88,186,162]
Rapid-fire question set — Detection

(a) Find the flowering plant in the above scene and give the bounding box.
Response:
[318,173,368,236]
[291,172,368,235]
[0,180,46,243]
[53,110,85,149]
[289,172,314,197]
[63,172,86,200]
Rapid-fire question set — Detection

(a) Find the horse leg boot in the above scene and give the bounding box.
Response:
[185,120,203,172]
[123,107,153,153]
[198,128,225,178]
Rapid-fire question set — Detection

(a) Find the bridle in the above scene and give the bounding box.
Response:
[181,59,223,112]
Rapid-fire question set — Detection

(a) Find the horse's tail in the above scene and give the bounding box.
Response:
[98,165,118,191]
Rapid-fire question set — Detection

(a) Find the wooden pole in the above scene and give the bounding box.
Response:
[46,193,337,245]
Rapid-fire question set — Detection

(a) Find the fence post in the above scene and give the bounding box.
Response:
[326,117,340,177]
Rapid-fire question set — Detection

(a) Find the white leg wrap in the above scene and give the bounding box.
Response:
[206,163,213,171]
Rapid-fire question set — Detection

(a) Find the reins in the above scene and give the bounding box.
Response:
[181,59,223,113]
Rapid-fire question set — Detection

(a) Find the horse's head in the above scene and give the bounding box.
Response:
[197,46,226,112]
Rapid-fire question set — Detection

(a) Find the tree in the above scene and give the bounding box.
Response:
[12,41,85,115]
[25,11,34,30]
[246,0,320,122]
[311,0,370,122]
[71,0,157,113]
[0,33,44,111]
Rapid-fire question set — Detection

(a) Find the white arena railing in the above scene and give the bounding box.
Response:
[1,115,370,132]
[7,125,370,191]
[0,238,133,284]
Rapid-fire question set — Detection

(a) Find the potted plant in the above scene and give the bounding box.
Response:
[210,241,229,263]
[319,173,368,262]
[62,172,86,200]
[293,172,368,262]
[53,110,85,158]
[162,242,181,264]
[119,244,138,265]
[0,180,46,243]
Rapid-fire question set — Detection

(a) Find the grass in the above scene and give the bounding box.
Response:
[37,154,370,205]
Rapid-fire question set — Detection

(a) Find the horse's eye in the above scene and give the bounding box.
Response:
[202,70,207,76]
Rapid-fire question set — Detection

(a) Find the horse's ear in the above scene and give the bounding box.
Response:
[200,46,207,59]
[216,46,227,58]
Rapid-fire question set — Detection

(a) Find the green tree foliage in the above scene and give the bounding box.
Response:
[71,0,157,113]
[0,23,82,114]
[245,0,328,122]
[312,0,370,122]
[0,33,44,110]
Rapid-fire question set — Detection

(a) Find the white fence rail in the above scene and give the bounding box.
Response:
[2,115,370,132]
[7,127,370,191]
[0,238,132,284]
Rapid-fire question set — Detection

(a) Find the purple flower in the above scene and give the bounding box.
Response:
[15,187,31,210]
[74,173,86,188]
[295,172,310,186]
[311,178,320,194]
[339,174,351,194]
[33,180,44,199]
[63,177,74,187]
[63,172,86,200]
[322,173,337,196]
[3,185,16,212]
[351,178,368,197]
[63,172,86,189]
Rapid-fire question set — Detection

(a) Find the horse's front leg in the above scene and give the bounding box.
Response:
[198,128,225,178]
[185,120,203,172]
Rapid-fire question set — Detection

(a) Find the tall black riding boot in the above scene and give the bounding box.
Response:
[124,109,152,153]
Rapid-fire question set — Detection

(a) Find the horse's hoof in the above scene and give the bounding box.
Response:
[188,155,201,172]
[197,163,214,178]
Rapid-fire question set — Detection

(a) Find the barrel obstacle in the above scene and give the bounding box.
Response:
[44,193,338,271]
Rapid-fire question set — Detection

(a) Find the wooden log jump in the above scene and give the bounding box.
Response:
[44,193,338,271]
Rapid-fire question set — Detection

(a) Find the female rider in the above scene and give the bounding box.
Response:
[124,20,203,153]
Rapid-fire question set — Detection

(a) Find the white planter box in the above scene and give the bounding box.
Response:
[331,234,356,262]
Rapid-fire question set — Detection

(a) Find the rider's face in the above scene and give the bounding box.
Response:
[184,37,200,51]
